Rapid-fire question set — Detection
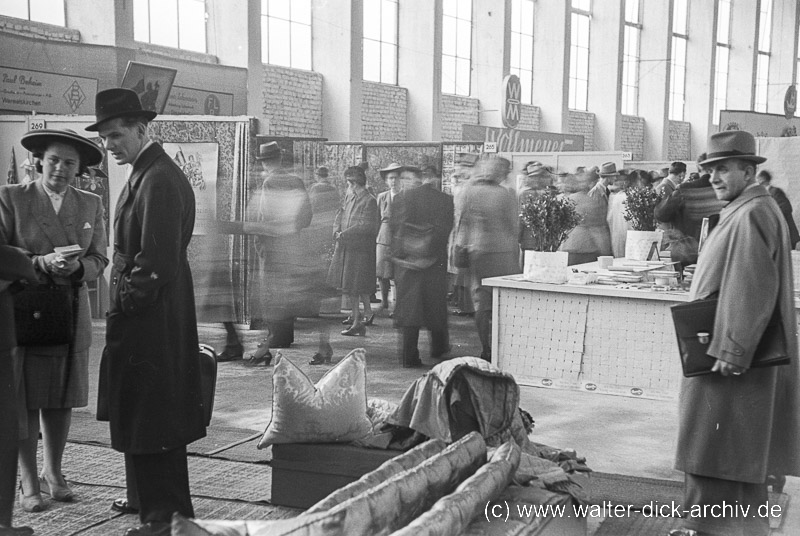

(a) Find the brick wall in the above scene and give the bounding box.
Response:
[362,82,408,141]
[0,15,80,42]
[668,120,691,160]
[567,110,595,150]
[517,104,541,131]
[621,115,645,161]
[441,94,480,141]
[262,64,323,137]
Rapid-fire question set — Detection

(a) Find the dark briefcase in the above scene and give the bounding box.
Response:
[670,297,790,377]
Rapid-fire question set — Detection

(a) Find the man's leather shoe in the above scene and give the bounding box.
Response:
[111,497,139,514]
[124,522,170,536]
[0,526,34,536]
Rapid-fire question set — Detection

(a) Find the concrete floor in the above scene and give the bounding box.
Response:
[68,311,798,534]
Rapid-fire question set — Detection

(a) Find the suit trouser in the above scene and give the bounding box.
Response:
[682,473,769,536]
[401,327,449,366]
[124,446,194,524]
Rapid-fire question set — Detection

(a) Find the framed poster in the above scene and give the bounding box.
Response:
[163,142,219,235]
[120,61,177,114]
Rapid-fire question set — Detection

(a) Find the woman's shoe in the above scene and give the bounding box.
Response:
[341,323,366,336]
[245,340,273,366]
[309,344,333,365]
[18,485,45,513]
[217,343,244,362]
[341,316,353,325]
[363,314,376,326]
[39,473,74,502]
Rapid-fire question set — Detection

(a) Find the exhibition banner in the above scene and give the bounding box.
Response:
[462,124,584,153]
[165,86,234,115]
[0,66,97,114]
[719,110,800,138]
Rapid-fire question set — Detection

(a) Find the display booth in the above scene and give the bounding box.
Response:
[0,114,256,320]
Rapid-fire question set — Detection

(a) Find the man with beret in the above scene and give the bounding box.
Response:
[670,130,800,536]
[89,88,205,536]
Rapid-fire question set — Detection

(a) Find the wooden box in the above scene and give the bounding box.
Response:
[270,443,400,509]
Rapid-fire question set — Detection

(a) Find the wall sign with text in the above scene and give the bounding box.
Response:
[165,86,234,115]
[0,66,97,114]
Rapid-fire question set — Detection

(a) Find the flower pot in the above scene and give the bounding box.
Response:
[523,251,570,284]
[625,230,663,261]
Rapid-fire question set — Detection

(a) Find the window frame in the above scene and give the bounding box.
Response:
[753,0,773,113]
[441,0,473,97]
[568,1,591,112]
[509,0,535,105]
[0,0,65,26]
[712,0,732,124]
[133,0,207,54]
[363,0,399,85]
[668,0,689,121]
[261,0,313,70]
[621,0,642,116]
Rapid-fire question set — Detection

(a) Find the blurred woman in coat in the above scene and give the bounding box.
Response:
[0,129,107,513]
[327,166,380,336]
[455,157,519,361]
[376,163,402,311]
[559,171,613,265]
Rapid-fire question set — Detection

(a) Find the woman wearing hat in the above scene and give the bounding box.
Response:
[0,129,108,512]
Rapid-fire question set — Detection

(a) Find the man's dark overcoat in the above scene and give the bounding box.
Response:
[98,142,206,454]
[391,183,454,329]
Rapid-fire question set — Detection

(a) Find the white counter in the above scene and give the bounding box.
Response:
[483,274,690,400]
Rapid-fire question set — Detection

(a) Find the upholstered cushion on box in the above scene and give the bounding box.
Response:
[392,440,522,536]
[258,348,371,448]
[171,509,346,536]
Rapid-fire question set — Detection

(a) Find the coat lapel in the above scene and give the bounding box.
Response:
[32,181,69,247]
[57,188,80,245]
[114,143,162,225]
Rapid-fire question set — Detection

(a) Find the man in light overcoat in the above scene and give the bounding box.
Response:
[672,130,800,536]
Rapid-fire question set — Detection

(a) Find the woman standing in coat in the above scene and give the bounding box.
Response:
[376,163,402,311]
[0,129,107,513]
[327,166,380,336]
[559,171,613,265]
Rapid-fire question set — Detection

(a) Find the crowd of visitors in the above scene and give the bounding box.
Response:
[1,82,799,535]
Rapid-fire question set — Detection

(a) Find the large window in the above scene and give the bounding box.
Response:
[712,0,732,124]
[0,0,64,26]
[134,0,206,53]
[510,0,534,105]
[668,0,689,121]
[569,0,591,111]
[621,0,641,115]
[363,0,398,84]
[261,0,311,70]
[442,0,472,96]
[754,0,773,112]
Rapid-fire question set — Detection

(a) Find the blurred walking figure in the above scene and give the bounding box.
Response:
[376,163,402,312]
[327,166,379,337]
[455,157,519,361]
[245,142,312,361]
[559,168,613,265]
[448,152,479,316]
[756,170,800,249]
[391,166,454,367]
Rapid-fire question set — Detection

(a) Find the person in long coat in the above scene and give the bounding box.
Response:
[454,157,519,361]
[0,129,107,513]
[0,244,38,535]
[673,131,800,536]
[391,166,454,367]
[756,169,800,249]
[89,88,205,536]
[376,163,402,311]
[327,166,379,336]
[559,171,613,265]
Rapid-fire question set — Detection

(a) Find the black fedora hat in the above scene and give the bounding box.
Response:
[85,88,157,131]
[21,128,104,168]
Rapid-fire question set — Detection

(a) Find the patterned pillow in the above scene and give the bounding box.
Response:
[257,348,371,448]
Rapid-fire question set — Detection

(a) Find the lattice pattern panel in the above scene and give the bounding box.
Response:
[496,288,587,385]
[582,295,683,394]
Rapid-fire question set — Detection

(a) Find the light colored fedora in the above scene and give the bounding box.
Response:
[699,130,766,166]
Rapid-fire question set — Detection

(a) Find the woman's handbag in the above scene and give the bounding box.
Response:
[12,279,77,347]
[671,296,789,377]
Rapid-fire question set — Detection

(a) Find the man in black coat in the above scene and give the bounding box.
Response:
[88,88,205,536]
[390,166,454,367]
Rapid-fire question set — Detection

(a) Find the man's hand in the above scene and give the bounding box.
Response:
[711,359,745,377]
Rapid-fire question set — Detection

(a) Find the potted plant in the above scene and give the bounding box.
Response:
[520,190,582,283]
[622,186,663,260]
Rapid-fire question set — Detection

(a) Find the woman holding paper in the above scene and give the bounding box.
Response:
[0,129,107,513]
